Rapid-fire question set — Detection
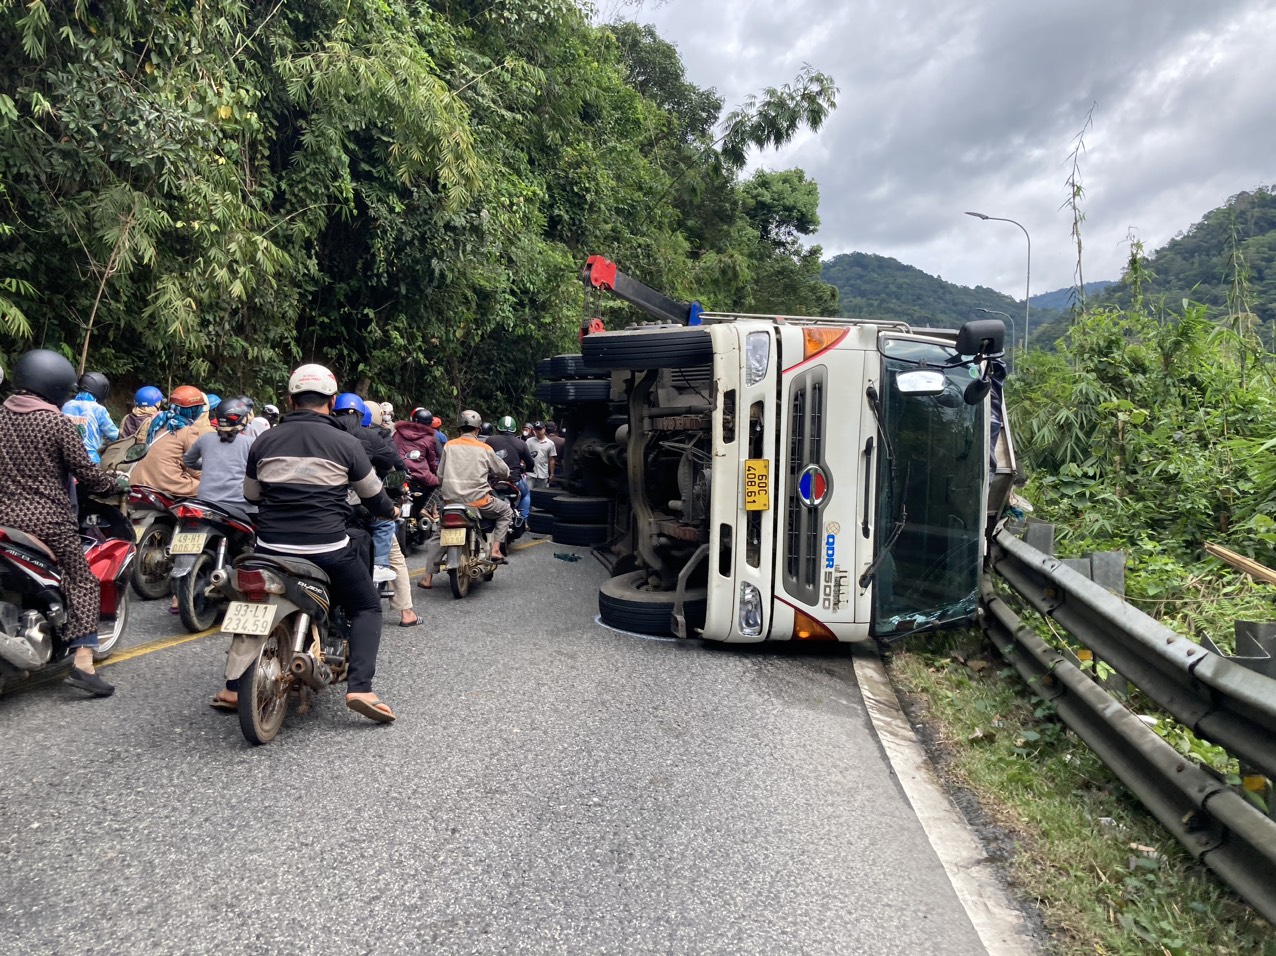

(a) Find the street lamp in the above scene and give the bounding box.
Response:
[966,211,1031,353]
[976,308,1015,358]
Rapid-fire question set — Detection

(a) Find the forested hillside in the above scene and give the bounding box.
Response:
[821,251,1060,337]
[1029,282,1114,312]
[0,2,837,412]
[1102,186,1276,330]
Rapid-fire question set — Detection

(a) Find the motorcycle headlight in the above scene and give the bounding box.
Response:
[738,581,763,638]
[744,332,771,386]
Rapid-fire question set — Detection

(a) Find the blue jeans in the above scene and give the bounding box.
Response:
[516,478,531,521]
[371,518,395,567]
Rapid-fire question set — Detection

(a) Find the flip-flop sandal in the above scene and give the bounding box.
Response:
[346,696,396,723]
[417,577,432,590]
[398,616,422,628]
[209,695,238,712]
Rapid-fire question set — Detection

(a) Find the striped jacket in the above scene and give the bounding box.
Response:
[244,410,395,549]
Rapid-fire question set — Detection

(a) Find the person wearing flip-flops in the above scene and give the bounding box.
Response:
[231,364,402,723]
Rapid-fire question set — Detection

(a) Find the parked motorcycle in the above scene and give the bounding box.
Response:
[0,498,136,692]
[168,499,256,632]
[213,553,349,745]
[126,485,180,600]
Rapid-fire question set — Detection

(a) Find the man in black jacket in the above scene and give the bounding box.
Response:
[244,365,400,723]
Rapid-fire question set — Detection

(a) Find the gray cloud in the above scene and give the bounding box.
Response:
[623,0,1274,297]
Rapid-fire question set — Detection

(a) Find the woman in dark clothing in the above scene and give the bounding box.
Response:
[0,350,121,696]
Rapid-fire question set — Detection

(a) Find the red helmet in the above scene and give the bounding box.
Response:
[169,385,205,408]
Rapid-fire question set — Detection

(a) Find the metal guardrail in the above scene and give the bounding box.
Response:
[984,527,1276,923]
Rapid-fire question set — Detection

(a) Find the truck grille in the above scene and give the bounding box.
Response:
[783,370,827,602]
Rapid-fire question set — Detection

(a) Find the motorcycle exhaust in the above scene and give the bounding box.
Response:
[209,568,229,589]
[289,652,332,691]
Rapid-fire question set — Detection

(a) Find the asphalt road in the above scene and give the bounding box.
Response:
[0,539,990,955]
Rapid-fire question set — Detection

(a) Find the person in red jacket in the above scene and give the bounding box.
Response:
[392,408,440,485]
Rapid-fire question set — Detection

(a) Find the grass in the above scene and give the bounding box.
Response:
[888,629,1276,956]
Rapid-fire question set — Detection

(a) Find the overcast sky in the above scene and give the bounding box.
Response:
[609,0,1275,298]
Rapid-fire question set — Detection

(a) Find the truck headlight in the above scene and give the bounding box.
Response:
[744,332,770,386]
[738,582,763,637]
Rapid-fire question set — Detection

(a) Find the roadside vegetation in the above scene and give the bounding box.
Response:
[0,1,838,410]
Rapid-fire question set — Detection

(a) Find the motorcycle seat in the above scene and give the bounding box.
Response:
[233,552,329,584]
[0,526,55,559]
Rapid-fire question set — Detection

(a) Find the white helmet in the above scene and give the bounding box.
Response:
[459,409,482,429]
[288,364,338,397]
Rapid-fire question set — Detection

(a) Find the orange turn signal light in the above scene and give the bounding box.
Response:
[792,608,838,641]
[802,327,847,361]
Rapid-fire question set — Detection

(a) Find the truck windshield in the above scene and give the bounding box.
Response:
[872,345,985,638]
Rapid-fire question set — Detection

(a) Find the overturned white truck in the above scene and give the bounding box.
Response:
[537,256,1016,644]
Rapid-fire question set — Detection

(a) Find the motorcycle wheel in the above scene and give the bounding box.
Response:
[177,551,226,633]
[449,565,470,599]
[131,523,173,600]
[238,621,291,746]
[92,590,130,662]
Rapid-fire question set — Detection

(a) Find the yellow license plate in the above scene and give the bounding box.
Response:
[744,459,770,511]
[439,528,467,547]
[169,532,207,555]
[221,601,275,636]
[133,523,146,542]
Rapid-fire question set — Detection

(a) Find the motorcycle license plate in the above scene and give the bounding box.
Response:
[221,601,275,636]
[440,528,467,547]
[169,532,207,555]
[133,523,146,542]
[744,459,770,511]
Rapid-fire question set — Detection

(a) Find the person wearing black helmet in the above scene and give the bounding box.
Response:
[261,403,280,427]
[0,350,125,696]
[62,370,119,464]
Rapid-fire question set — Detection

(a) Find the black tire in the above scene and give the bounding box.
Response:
[449,567,469,599]
[131,523,173,600]
[536,357,553,379]
[528,510,554,535]
[534,382,553,401]
[582,328,713,370]
[549,354,608,379]
[548,380,610,404]
[177,550,226,633]
[551,495,610,522]
[598,570,707,636]
[238,621,291,746]
[530,486,564,510]
[551,520,609,547]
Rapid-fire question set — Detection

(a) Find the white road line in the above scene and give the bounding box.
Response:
[854,650,1039,956]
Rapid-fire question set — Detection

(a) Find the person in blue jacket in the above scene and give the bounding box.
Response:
[61,371,119,464]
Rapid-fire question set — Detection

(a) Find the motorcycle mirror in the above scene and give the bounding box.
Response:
[124,445,147,462]
[408,450,421,460]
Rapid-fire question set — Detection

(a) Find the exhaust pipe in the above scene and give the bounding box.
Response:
[209,568,229,589]
[289,652,332,691]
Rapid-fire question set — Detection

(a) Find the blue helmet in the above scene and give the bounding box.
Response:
[334,393,371,427]
[134,385,163,407]
[206,392,221,412]
[361,405,373,428]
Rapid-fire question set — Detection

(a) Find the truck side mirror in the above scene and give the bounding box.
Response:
[895,369,947,396]
[955,318,1005,357]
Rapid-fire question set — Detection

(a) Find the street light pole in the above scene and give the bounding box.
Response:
[966,211,1031,354]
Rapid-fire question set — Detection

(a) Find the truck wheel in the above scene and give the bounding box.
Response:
[551,521,609,547]
[582,328,712,369]
[548,381,610,403]
[550,495,609,522]
[534,382,553,401]
[536,357,553,379]
[549,354,608,379]
[528,510,554,535]
[598,571,707,636]
[530,487,564,510]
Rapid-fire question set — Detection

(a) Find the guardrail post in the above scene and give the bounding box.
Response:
[1203,623,1276,820]
[1059,551,1130,698]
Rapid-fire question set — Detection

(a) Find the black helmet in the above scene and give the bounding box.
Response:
[13,350,78,406]
[216,396,252,430]
[480,421,494,436]
[413,407,434,426]
[77,371,110,402]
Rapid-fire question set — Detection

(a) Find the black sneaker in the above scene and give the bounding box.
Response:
[66,665,115,698]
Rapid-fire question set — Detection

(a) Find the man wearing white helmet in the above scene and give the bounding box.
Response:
[420,409,512,587]
[240,363,401,723]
